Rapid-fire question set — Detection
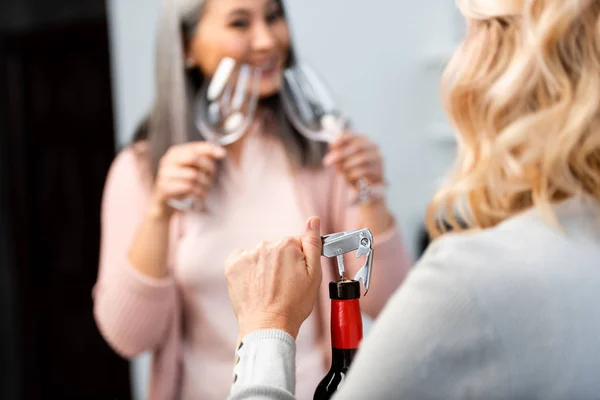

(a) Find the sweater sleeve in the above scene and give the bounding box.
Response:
[329,171,413,318]
[92,147,177,358]
[228,330,297,400]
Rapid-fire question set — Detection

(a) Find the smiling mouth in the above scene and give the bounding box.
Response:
[255,57,279,77]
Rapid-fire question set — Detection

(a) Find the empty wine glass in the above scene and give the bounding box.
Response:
[280,62,383,204]
[168,57,261,211]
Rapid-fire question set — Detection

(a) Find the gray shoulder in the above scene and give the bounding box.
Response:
[414,199,600,346]
[420,201,600,284]
[410,201,600,396]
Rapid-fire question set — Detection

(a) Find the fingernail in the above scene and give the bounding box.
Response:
[309,217,320,231]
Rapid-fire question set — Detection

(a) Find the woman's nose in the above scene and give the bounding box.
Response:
[251,22,277,52]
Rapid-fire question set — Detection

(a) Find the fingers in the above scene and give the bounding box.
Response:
[340,150,383,183]
[173,147,223,173]
[225,248,259,286]
[157,142,226,205]
[191,142,227,159]
[195,156,218,177]
[225,248,249,273]
[341,148,379,170]
[161,165,200,182]
[159,164,214,197]
[346,165,382,183]
[301,217,322,274]
[323,134,384,185]
[225,248,245,271]
[323,136,376,166]
[161,180,203,200]
[328,133,353,149]
[189,142,226,175]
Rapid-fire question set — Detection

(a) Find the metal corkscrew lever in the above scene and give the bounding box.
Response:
[321,228,374,295]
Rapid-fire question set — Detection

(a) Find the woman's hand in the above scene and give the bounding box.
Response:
[323,132,385,190]
[150,142,226,218]
[324,132,395,234]
[225,217,323,341]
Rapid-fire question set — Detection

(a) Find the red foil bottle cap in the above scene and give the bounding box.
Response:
[330,280,362,349]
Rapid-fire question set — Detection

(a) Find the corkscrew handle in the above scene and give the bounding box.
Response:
[321,228,374,295]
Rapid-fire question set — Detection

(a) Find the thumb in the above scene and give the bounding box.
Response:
[301,217,322,271]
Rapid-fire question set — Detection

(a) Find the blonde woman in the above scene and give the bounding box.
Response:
[92,0,412,399]
[223,0,600,398]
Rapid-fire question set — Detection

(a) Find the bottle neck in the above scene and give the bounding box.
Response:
[330,298,363,350]
[331,347,358,370]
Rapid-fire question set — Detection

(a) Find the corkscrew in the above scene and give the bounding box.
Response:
[321,228,374,295]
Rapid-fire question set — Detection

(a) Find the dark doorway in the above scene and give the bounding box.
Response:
[0,1,131,399]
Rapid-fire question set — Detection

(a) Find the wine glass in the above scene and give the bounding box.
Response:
[280,62,383,204]
[168,57,261,211]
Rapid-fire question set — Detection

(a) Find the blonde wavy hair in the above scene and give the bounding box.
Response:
[426,0,600,238]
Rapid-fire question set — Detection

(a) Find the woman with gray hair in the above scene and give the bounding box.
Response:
[91,0,412,399]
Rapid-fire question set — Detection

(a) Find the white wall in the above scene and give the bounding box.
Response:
[106,1,464,399]
[107,0,162,149]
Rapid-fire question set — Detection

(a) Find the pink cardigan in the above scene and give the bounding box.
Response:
[93,145,412,400]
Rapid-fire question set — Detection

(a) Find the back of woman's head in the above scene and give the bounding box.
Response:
[427,0,600,238]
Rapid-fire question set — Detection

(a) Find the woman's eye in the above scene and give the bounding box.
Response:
[266,8,283,24]
[230,19,250,29]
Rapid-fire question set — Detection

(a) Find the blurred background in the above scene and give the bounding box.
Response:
[0,0,463,398]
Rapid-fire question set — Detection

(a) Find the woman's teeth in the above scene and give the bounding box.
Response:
[258,59,277,71]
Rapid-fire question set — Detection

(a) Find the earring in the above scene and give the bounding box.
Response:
[185,58,196,69]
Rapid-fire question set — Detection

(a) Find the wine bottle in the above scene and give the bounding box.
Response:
[313,279,363,400]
